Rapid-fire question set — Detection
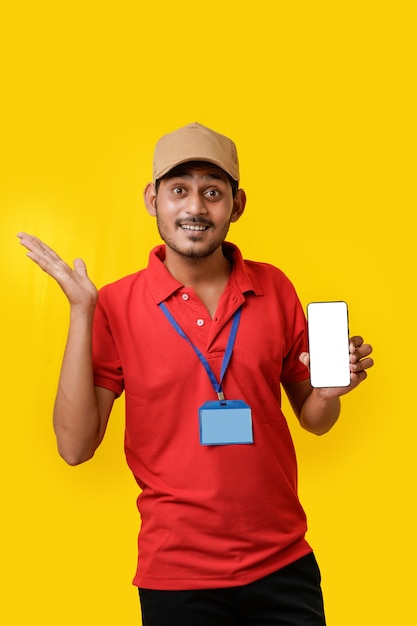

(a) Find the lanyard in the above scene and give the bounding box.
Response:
[159,302,242,401]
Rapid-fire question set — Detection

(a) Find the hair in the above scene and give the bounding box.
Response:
[155,161,239,198]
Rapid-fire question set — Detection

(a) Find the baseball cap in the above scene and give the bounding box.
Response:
[153,122,239,183]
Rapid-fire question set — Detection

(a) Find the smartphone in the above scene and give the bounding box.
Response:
[307,301,350,388]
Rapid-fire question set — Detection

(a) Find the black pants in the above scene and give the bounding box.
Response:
[138,552,326,626]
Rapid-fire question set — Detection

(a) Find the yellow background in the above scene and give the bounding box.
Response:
[1,1,415,624]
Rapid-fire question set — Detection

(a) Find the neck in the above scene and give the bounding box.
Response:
[164,245,231,288]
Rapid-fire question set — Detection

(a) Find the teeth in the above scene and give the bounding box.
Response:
[181,225,208,231]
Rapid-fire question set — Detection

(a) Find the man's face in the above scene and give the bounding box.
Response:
[150,164,241,261]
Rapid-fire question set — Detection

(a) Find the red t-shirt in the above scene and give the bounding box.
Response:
[92,243,312,590]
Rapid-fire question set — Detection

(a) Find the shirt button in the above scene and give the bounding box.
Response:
[197,319,205,327]
[181,293,189,301]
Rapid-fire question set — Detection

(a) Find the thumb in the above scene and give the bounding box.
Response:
[73,258,88,276]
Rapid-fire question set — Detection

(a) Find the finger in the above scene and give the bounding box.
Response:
[351,356,374,372]
[19,234,72,280]
[73,258,88,277]
[349,336,364,352]
[350,370,368,386]
[299,352,310,368]
[19,233,62,262]
[359,343,373,358]
[18,232,46,250]
[350,344,373,366]
[18,232,61,263]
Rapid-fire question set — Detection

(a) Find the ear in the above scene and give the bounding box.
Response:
[230,188,246,223]
[144,182,157,216]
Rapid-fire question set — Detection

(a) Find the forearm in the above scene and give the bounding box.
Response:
[53,308,102,465]
[299,388,341,435]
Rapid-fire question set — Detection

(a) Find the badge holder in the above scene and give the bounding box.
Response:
[199,399,253,445]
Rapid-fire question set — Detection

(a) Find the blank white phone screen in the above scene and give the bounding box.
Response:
[307,301,350,388]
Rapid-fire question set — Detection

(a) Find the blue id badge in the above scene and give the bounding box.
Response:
[199,400,253,446]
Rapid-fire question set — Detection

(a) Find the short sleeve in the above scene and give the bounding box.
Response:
[280,285,310,385]
[92,294,124,397]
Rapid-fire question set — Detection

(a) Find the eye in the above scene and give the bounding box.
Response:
[205,188,220,199]
[172,186,185,195]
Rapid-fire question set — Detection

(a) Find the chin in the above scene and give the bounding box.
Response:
[168,241,221,260]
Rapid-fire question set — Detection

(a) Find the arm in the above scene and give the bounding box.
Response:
[284,336,374,435]
[18,232,115,465]
[54,305,116,465]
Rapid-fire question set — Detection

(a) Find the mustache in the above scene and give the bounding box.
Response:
[175,216,215,228]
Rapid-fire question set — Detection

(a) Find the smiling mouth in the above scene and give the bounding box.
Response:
[180,224,210,231]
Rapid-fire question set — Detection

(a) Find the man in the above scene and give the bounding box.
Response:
[18,122,373,625]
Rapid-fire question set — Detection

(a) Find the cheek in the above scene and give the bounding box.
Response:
[155,196,181,216]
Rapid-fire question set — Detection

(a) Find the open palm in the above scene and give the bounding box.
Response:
[18,233,98,312]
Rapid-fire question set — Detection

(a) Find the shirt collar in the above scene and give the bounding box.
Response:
[145,243,263,305]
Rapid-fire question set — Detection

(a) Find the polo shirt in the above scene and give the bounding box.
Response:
[92,242,312,590]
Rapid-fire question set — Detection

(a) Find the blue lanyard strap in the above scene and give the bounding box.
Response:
[159,303,242,401]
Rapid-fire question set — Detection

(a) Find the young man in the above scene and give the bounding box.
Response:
[18,122,373,626]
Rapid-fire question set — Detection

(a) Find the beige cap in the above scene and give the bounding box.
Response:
[153,122,239,183]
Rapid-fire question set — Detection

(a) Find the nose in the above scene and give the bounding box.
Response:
[186,190,207,216]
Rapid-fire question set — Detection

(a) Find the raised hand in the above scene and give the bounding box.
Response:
[18,232,98,312]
